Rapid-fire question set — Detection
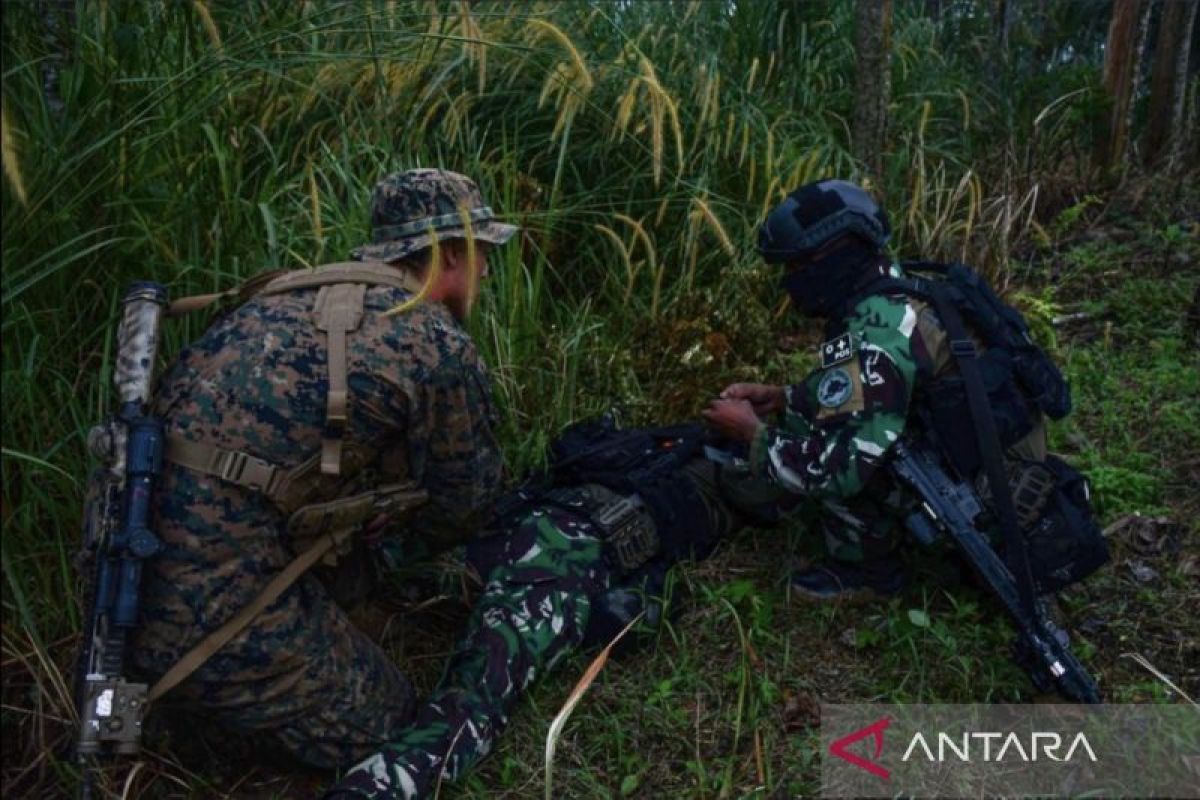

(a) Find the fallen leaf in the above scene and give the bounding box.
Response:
[1104,513,1179,555]
[782,690,821,733]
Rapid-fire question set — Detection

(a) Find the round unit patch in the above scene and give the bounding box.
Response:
[817,368,854,408]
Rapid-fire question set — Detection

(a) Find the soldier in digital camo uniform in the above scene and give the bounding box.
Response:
[133,168,519,768]
[327,424,791,799]
[703,179,1049,600]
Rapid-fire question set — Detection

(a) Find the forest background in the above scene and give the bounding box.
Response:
[2,1,1198,797]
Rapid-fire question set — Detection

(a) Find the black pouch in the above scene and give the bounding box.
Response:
[1019,455,1109,593]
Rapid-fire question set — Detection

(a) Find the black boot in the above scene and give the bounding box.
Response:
[790,559,904,601]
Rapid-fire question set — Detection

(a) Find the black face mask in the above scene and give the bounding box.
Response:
[779,239,880,318]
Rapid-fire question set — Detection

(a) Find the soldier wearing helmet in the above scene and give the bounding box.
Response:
[704,178,1049,600]
[133,168,523,768]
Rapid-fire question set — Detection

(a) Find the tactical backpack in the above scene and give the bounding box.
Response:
[858,261,1109,595]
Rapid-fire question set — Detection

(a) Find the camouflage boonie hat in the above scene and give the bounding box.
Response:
[352,168,519,263]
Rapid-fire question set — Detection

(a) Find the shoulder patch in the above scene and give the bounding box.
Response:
[817,367,854,408]
[820,332,855,368]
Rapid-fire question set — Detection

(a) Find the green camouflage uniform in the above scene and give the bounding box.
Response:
[327,456,780,799]
[329,503,611,798]
[746,263,1046,563]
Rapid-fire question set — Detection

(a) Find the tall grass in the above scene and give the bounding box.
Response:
[2,1,1119,796]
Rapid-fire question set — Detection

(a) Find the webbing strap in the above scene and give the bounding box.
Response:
[146,526,348,703]
[925,284,1038,615]
[258,261,426,296]
[314,283,367,475]
[167,269,290,317]
[165,433,283,496]
[166,262,425,316]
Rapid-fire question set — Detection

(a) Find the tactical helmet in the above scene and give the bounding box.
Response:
[757,179,890,264]
[352,168,518,263]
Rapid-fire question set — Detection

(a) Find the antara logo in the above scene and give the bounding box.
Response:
[829,716,892,780]
[901,731,1098,763]
[830,719,1099,782]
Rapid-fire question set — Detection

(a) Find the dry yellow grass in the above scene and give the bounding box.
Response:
[526,18,593,93]
[2,101,28,208]
[192,0,223,53]
[386,228,440,317]
[690,196,736,257]
[307,161,323,258]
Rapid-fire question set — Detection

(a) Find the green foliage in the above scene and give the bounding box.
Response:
[1050,194,1103,240]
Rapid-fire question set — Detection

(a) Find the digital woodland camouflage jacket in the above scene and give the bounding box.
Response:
[747,265,1045,502]
[134,282,504,676]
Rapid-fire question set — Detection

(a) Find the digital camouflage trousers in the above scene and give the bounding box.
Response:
[326,504,611,799]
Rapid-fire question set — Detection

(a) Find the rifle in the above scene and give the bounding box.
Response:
[889,440,1101,704]
[76,282,169,797]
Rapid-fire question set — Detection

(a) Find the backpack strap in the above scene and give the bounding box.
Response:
[166,261,427,479]
[269,263,425,476]
[256,261,426,296]
[313,282,366,476]
[923,283,1038,615]
[166,261,426,315]
[164,433,285,496]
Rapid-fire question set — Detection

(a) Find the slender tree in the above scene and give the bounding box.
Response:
[852,0,893,180]
[995,0,1016,55]
[1144,0,1199,169]
[1094,0,1143,173]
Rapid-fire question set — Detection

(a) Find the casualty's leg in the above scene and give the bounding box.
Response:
[327,507,610,799]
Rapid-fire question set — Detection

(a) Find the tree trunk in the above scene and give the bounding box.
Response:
[1124,0,1156,162]
[1094,0,1143,174]
[995,0,1016,56]
[1144,0,1199,169]
[852,0,893,180]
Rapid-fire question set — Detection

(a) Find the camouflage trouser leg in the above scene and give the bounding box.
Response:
[328,508,610,799]
[819,497,904,564]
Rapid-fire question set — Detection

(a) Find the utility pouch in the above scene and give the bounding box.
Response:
[976,458,1057,533]
[1019,456,1109,593]
[594,494,660,572]
[545,484,660,574]
[287,481,429,567]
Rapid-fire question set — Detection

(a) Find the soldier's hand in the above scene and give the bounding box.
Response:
[702,398,763,443]
[718,383,785,417]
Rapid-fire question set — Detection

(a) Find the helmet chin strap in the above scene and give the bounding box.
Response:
[779,239,881,318]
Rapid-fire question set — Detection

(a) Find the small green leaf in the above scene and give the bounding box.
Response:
[908,609,931,628]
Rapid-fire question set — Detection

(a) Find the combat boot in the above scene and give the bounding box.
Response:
[790,559,904,602]
[582,559,683,656]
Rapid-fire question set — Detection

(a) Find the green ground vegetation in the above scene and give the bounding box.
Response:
[2,2,1197,798]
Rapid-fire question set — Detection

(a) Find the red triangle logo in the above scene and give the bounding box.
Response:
[829,716,891,780]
